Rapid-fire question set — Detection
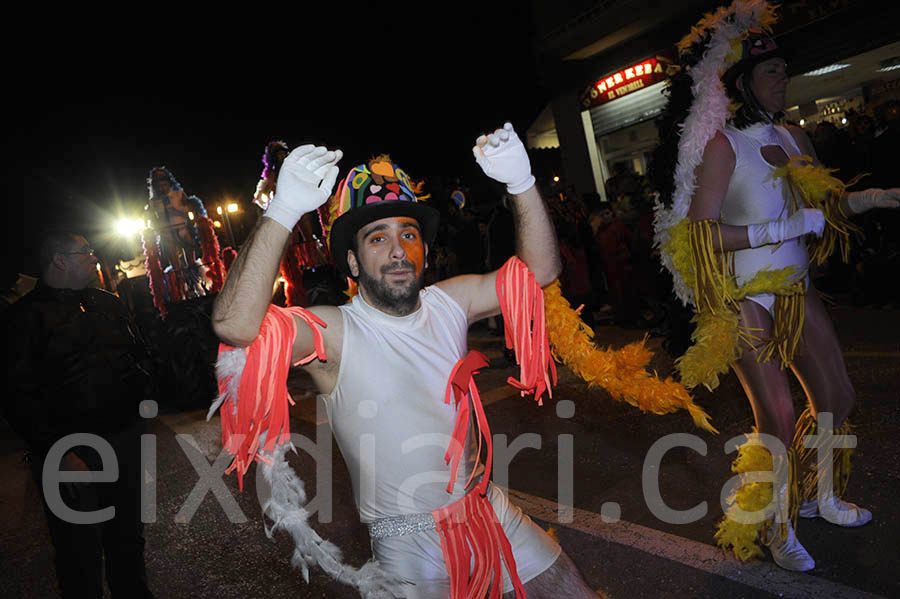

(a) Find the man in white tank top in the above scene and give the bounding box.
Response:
[213,124,599,598]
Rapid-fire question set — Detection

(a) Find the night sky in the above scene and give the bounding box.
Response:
[6,7,550,284]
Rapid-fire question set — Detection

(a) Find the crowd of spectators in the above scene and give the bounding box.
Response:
[427,167,672,333]
[802,101,900,306]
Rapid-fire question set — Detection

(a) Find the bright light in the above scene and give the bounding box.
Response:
[214,220,222,228]
[799,118,806,126]
[216,206,223,215]
[187,211,195,220]
[552,176,560,183]
[841,117,848,124]
[115,217,145,237]
[877,64,900,72]
[96,263,102,271]
[801,64,850,77]
[227,203,239,213]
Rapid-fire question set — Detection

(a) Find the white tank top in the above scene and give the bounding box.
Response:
[323,286,478,522]
[719,123,809,286]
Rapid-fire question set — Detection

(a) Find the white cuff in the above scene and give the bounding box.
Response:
[263,200,300,233]
[507,174,536,196]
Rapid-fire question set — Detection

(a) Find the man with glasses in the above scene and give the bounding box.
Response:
[3,230,155,598]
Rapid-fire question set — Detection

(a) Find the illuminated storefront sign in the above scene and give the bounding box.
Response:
[581,51,675,109]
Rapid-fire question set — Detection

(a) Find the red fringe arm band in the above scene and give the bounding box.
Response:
[211,304,327,490]
[496,256,558,404]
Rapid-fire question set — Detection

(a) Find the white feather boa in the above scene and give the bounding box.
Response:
[209,348,405,598]
[260,444,405,598]
[653,0,776,305]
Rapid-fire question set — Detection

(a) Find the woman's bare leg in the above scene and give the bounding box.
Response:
[730,298,815,570]
[789,289,856,426]
[732,299,796,448]
[789,289,869,526]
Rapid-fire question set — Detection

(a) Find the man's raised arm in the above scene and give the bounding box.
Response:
[439,123,561,322]
[212,145,342,347]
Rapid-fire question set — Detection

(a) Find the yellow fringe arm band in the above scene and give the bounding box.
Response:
[667,219,745,391]
[773,156,862,266]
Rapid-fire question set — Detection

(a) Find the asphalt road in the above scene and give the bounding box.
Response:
[1,305,897,598]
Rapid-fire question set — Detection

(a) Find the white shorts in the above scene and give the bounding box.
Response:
[371,483,562,599]
[743,275,809,317]
[744,292,777,315]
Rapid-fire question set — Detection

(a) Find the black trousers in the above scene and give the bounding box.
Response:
[33,422,153,599]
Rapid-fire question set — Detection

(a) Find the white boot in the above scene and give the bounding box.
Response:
[799,493,872,527]
[765,523,815,572]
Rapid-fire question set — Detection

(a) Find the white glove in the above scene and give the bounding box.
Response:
[846,188,900,214]
[747,208,826,248]
[264,145,343,232]
[472,122,535,195]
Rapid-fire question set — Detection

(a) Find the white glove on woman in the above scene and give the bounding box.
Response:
[472,122,535,195]
[846,188,900,214]
[747,208,826,248]
[264,145,343,232]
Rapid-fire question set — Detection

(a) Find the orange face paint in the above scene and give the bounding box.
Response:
[393,217,426,276]
[401,233,425,276]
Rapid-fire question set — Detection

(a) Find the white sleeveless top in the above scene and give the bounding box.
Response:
[323,286,478,523]
[719,123,809,287]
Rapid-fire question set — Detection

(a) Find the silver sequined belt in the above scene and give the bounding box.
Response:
[368,512,437,539]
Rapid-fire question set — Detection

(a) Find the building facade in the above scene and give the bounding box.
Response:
[528,0,900,201]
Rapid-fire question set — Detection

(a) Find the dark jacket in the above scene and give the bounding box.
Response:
[3,281,152,460]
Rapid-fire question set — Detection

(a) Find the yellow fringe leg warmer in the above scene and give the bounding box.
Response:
[715,433,800,560]
[793,407,855,503]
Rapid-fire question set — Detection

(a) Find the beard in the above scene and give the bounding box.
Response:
[357,259,424,316]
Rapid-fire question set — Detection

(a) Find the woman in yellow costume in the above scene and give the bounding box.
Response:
[652,0,899,572]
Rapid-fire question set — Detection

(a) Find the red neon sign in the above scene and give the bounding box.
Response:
[581,51,674,109]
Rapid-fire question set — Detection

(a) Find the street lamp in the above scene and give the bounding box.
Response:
[115,217,145,238]
[218,204,237,248]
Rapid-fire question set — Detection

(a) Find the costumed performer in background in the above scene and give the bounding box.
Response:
[252,140,332,307]
[211,122,600,598]
[143,167,221,314]
[652,0,899,572]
